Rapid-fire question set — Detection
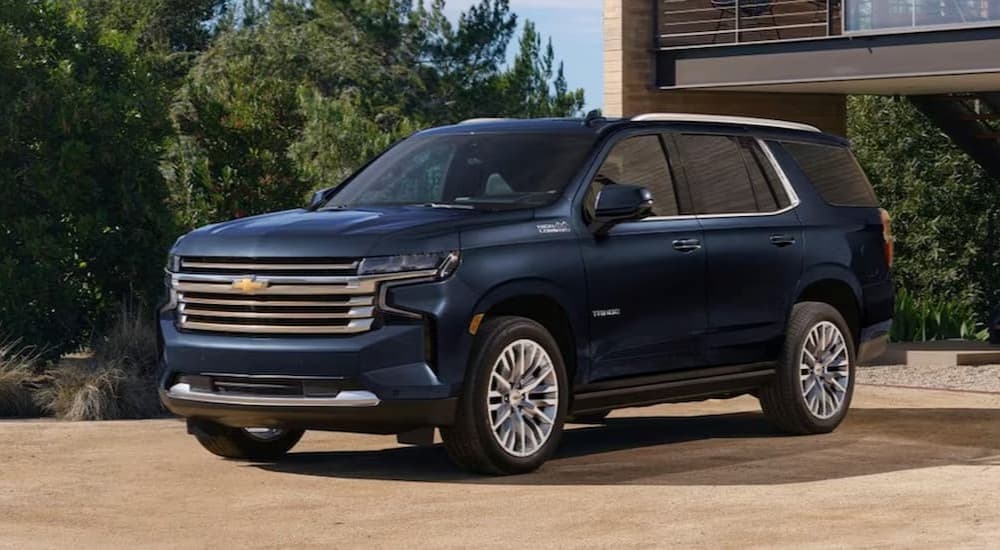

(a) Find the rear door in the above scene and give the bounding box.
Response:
[671,133,803,366]
[580,132,707,382]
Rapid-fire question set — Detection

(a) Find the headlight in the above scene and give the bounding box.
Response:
[165,252,180,272]
[358,251,460,278]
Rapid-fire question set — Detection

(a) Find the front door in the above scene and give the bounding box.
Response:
[580,133,707,383]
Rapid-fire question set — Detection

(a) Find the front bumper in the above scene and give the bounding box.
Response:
[158,309,460,433]
[160,383,456,434]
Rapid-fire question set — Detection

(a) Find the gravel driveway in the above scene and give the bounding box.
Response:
[859,364,1000,393]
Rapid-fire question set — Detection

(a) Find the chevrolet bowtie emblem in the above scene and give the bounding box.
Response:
[232,278,269,293]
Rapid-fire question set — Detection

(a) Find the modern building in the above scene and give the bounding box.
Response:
[605,0,1000,176]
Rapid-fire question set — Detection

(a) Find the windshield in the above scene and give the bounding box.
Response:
[324,132,594,210]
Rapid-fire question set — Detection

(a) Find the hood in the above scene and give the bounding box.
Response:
[172,206,532,258]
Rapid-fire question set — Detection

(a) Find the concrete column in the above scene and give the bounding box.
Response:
[603,0,848,136]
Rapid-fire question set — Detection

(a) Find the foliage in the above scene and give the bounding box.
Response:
[78,0,227,54]
[849,96,1000,321]
[0,0,584,361]
[0,0,176,356]
[890,288,988,342]
[35,305,161,420]
[0,337,44,418]
[163,0,586,228]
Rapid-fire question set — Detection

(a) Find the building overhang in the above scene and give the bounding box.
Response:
[657,27,1000,95]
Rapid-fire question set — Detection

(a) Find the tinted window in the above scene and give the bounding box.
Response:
[740,139,790,210]
[328,133,594,210]
[589,134,679,217]
[782,142,879,207]
[676,134,759,215]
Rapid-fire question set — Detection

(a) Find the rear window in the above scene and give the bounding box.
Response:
[674,134,790,215]
[782,142,878,207]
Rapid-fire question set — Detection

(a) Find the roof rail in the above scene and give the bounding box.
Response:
[630,113,821,133]
[458,117,515,125]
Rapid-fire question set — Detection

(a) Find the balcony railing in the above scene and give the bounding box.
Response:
[659,0,1000,48]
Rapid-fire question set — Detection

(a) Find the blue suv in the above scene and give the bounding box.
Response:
[159,114,894,474]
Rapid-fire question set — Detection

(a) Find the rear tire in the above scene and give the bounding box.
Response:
[188,420,304,460]
[760,302,856,435]
[441,316,568,475]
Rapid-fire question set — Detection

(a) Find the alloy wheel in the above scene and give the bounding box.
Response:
[487,339,559,457]
[799,321,850,419]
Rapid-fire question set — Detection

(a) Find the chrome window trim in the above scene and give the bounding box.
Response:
[166,383,380,407]
[635,138,800,222]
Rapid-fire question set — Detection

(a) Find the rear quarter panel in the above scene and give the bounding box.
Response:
[769,142,894,328]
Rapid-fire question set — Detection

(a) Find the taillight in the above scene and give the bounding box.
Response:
[879,208,894,268]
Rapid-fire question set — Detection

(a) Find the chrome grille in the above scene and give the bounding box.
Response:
[172,257,376,335]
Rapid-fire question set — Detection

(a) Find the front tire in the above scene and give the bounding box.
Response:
[760,302,856,434]
[188,420,304,460]
[441,316,568,475]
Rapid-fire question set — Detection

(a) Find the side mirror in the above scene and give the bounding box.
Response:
[592,184,654,234]
[308,187,333,210]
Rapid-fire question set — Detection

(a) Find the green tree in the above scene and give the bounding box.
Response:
[79,0,227,53]
[848,96,1000,317]
[163,0,585,228]
[0,0,174,355]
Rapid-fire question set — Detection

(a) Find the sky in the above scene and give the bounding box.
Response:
[442,0,604,112]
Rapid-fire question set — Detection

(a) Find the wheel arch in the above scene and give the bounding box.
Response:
[793,268,864,348]
[473,279,586,387]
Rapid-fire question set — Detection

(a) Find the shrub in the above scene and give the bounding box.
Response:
[849,96,1000,320]
[0,1,175,357]
[35,306,162,421]
[890,288,989,342]
[0,337,44,418]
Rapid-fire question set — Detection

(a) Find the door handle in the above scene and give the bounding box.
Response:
[672,238,702,252]
[769,234,796,247]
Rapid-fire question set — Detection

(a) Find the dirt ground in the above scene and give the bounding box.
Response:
[2,385,1000,549]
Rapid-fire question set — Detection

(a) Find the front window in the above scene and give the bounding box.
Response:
[325,133,594,210]
[586,134,680,218]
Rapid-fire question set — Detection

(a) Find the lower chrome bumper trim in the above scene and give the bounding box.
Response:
[165,383,380,407]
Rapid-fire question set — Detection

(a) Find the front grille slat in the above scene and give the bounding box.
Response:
[180,295,373,307]
[172,256,376,336]
[175,281,374,295]
[182,261,359,271]
[181,319,374,334]
[180,306,374,319]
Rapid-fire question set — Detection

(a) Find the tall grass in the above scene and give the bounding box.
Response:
[890,288,988,342]
[35,305,162,420]
[0,337,44,417]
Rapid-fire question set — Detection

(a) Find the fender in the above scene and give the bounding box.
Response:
[790,262,865,329]
[471,277,590,384]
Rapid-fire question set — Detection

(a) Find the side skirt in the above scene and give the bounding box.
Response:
[570,364,774,415]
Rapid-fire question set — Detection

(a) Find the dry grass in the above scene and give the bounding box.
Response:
[36,305,163,421]
[0,337,44,417]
